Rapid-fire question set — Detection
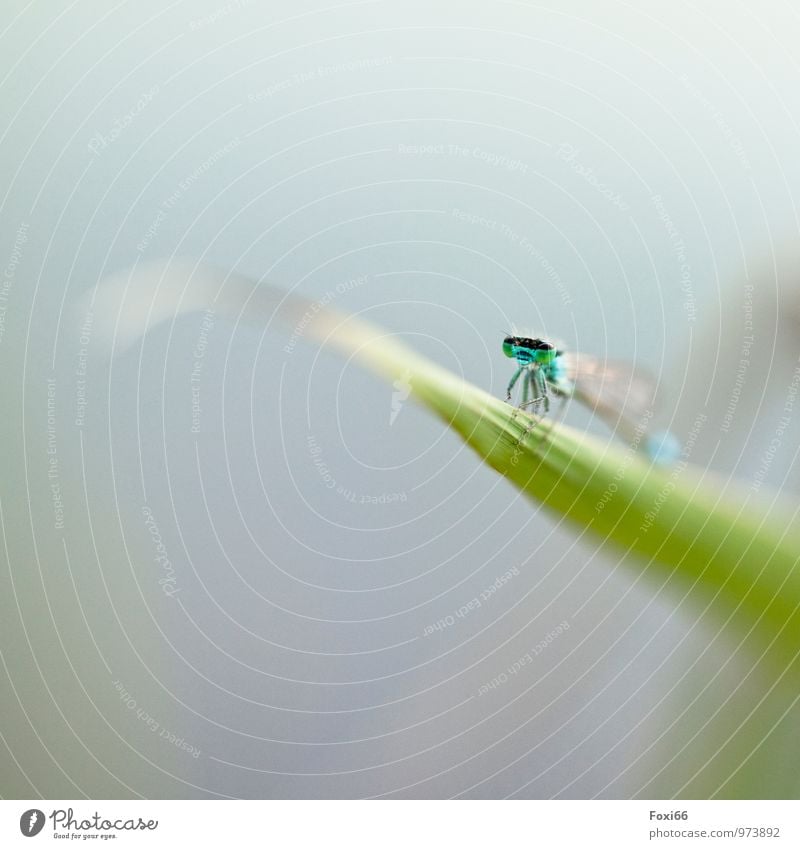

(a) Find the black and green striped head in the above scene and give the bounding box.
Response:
[502,335,558,365]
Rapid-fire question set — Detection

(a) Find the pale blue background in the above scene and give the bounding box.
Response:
[1,0,799,798]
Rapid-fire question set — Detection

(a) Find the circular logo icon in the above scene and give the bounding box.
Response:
[19,809,45,837]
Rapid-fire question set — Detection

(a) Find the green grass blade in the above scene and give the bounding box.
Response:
[87,260,800,672]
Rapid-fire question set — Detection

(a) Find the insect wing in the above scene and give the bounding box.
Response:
[560,352,658,429]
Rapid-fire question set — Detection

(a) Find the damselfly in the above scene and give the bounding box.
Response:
[502,335,678,462]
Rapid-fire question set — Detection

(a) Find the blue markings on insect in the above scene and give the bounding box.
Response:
[643,429,682,466]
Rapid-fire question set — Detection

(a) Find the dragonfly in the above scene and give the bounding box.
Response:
[502,335,678,462]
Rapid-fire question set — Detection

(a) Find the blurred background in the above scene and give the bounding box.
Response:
[1,0,799,799]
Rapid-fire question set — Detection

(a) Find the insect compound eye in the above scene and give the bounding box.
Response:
[533,340,557,364]
[502,336,516,358]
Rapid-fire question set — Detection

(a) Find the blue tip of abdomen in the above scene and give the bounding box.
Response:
[644,429,682,465]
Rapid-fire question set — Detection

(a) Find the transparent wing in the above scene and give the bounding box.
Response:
[559,352,658,430]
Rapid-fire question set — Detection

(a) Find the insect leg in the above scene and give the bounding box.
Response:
[521,366,530,408]
[506,366,524,402]
[519,368,547,412]
[513,369,545,445]
[539,369,550,414]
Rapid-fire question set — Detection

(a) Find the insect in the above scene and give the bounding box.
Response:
[502,335,678,462]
